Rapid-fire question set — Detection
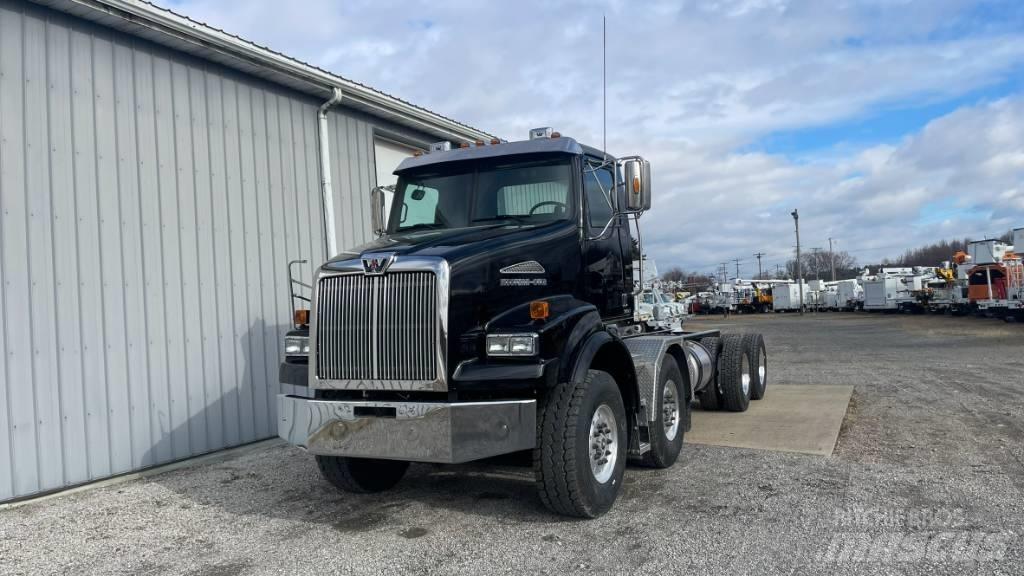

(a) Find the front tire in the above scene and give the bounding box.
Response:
[534,370,628,518]
[643,355,686,468]
[316,456,409,493]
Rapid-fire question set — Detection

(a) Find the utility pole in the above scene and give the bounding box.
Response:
[828,237,836,282]
[754,252,765,279]
[732,258,742,281]
[791,209,803,315]
[718,263,728,285]
[775,263,783,278]
[811,247,823,281]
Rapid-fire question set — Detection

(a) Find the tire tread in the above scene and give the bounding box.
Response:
[719,335,750,412]
[534,370,620,518]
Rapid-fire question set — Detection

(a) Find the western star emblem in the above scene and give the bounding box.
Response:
[361,253,394,275]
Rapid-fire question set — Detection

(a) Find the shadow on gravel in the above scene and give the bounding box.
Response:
[145,445,585,532]
[127,321,566,530]
[134,322,728,531]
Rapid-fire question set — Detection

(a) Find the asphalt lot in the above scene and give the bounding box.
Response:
[2,312,1022,575]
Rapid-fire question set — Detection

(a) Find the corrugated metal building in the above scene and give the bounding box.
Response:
[0,0,491,502]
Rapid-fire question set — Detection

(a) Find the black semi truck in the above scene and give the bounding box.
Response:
[278,128,768,518]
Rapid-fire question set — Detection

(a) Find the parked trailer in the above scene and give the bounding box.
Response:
[863,269,925,312]
[966,239,1017,317]
[836,279,864,311]
[772,282,806,312]
[976,257,1023,321]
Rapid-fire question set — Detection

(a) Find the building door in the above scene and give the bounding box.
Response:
[374,138,420,225]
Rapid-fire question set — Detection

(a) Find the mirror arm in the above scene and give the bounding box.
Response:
[632,213,644,295]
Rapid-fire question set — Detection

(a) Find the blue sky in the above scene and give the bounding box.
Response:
[165,0,1024,277]
[751,67,1024,158]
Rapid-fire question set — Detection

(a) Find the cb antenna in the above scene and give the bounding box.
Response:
[602,14,607,160]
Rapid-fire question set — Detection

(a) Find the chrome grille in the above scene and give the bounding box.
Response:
[315,272,438,381]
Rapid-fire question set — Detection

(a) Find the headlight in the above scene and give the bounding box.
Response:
[486,333,538,356]
[640,313,652,322]
[284,335,310,356]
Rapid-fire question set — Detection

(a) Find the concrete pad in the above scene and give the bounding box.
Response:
[687,384,853,456]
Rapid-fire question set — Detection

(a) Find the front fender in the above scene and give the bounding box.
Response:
[485,295,600,372]
[451,296,598,391]
[565,330,641,422]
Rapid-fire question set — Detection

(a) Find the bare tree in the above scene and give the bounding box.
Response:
[660,267,715,292]
[786,251,859,280]
[862,231,1014,270]
[661,266,685,282]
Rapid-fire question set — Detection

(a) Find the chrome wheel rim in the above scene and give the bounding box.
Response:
[663,379,680,441]
[758,348,767,387]
[589,404,618,484]
[741,354,751,396]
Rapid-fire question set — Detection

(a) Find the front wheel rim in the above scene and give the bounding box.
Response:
[589,404,618,484]
[663,379,680,441]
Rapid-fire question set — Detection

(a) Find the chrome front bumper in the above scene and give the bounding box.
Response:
[277,395,536,463]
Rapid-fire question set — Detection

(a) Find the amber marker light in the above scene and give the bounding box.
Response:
[530,300,550,321]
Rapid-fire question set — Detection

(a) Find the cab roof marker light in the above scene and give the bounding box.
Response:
[430,141,452,153]
[529,127,553,140]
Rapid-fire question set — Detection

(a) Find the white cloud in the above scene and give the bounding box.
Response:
[642,96,1024,272]
[162,0,1024,274]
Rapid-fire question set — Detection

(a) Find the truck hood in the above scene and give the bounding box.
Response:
[325,221,578,271]
[322,220,583,378]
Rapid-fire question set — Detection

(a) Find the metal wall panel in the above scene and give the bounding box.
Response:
[0,0,339,501]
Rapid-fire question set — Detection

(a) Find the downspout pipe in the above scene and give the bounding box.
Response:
[318,87,344,257]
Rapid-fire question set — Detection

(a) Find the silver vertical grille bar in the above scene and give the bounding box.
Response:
[315,271,438,382]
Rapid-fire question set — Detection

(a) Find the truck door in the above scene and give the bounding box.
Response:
[582,157,627,319]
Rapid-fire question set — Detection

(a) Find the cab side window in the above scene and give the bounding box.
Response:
[400,185,439,227]
[584,161,614,229]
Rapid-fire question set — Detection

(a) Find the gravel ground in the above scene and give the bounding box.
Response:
[2,312,1022,575]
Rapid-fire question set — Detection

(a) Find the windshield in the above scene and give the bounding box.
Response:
[387,157,574,233]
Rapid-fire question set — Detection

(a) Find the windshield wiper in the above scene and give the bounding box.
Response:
[471,215,532,225]
[395,223,446,233]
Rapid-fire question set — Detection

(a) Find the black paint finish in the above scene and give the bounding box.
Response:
[296,144,637,396]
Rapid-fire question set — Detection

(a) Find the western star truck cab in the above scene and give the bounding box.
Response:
[278,128,768,517]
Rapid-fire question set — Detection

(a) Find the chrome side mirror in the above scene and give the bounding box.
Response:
[621,157,651,213]
[370,185,393,236]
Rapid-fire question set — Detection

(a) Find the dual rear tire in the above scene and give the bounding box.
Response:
[701,333,768,412]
